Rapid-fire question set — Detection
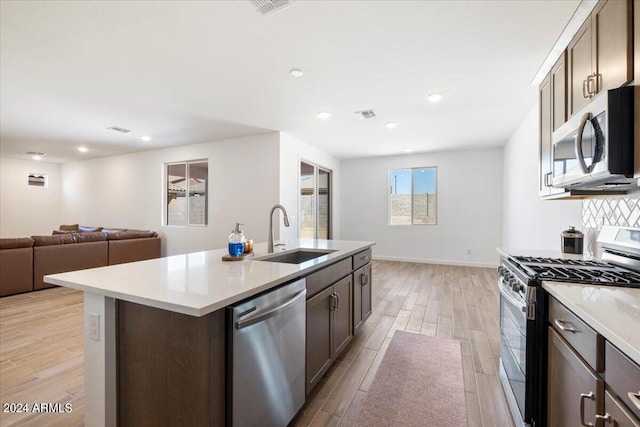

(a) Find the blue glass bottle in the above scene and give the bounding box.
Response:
[228,223,245,257]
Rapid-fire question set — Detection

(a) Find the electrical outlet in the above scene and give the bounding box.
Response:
[88,312,100,341]
[466,249,472,255]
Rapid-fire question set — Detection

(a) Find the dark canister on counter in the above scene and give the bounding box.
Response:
[561,226,584,254]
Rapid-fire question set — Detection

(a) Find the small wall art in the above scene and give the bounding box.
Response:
[28,172,47,187]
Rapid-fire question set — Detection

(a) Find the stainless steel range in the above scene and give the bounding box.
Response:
[497,225,640,427]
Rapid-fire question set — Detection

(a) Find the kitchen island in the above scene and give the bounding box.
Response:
[44,239,375,427]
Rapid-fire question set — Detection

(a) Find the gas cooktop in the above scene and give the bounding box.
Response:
[512,256,609,267]
[509,255,640,288]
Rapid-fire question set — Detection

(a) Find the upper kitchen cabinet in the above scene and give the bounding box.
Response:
[539,54,569,198]
[539,73,553,197]
[568,0,633,117]
[552,52,567,132]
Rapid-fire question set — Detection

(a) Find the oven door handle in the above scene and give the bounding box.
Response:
[498,281,526,313]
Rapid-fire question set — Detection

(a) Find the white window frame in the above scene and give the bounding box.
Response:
[165,159,209,227]
[388,166,437,226]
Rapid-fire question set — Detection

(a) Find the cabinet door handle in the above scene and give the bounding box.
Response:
[587,73,598,97]
[555,319,578,333]
[579,392,595,427]
[629,391,640,410]
[330,293,337,311]
[595,413,611,424]
[361,272,369,286]
[335,291,340,309]
[582,78,590,99]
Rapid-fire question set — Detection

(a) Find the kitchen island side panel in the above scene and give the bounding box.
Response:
[117,301,225,426]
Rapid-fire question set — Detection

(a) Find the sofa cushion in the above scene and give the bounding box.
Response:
[59,224,79,231]
[79,225,103,233]
[0,237,34,250]
[72,232,107,243]
[0,246,33,296]
[102,228,128,234]
[32,234,75,246]
[108,237,161,265]
[106,230,157,240]
[53,230,74,235]
[33,241,108,290]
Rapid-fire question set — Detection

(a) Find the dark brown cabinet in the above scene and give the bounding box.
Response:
[117,301,226,426]
[305,247,373,395]
[547,296,640,426]
[547,327,604,427]
[599,391,640,427]
[551,52,567,132]
[305,275,353,394]
[603,341,640,423]
[353,262,372,331]
[539,56,569,198]
[306,285,335,393]
[332,275,353,357]
[539,73,553,196]
[568,0,633,116]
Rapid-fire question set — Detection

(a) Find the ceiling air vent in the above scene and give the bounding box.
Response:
[354,110,377,119]
[251,0,293,15]
[107,126,132,134]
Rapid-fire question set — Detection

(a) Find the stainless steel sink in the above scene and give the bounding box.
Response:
[255,249,336,264]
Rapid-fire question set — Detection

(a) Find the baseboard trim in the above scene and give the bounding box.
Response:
[373,255,499,269]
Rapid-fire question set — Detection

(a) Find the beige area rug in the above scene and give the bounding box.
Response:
[355,331,468,427]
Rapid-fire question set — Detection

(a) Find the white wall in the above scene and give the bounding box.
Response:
[61,133,280,256]
[340,148,504,267]
[279,133,341,241]
[502,106,582,250]
[0,157,63,237]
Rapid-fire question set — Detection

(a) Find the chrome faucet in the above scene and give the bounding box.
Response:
[268,204,290,253]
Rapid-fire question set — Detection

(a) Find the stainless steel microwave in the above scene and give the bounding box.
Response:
[552,86,635,191]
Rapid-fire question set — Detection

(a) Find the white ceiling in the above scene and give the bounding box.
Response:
[0,0,581,163]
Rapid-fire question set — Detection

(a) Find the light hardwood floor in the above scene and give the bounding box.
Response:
[0,261,513,426]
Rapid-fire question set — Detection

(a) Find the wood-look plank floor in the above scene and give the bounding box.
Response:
[0,287,84,427]
[0,261,514,426]
[291,261,514,427]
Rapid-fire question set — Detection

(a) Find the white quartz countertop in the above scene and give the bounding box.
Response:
[45,239,375,317]
[543,281,640,365]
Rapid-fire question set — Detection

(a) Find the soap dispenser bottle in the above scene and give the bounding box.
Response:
[228,223,246,257]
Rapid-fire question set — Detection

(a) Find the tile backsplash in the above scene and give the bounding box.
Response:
[582,192,640,254]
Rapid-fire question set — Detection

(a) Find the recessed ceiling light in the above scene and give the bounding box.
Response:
[386,122,397,129]
[140,135,152,142]
[26,151,46,160]
[405,149,413,153]
[317,112,331,120]
[78,146,88,153]
[289,68,303,77]
[427,92,443,103]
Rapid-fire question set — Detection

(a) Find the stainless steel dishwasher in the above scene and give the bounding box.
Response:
[227,278,306,427]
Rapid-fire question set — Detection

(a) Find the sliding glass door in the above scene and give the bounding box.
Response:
[300,161,331,239]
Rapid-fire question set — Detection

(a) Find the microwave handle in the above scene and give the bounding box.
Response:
[575,112,592,174]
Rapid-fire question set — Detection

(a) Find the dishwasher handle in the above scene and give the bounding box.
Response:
[236,289,306,330]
